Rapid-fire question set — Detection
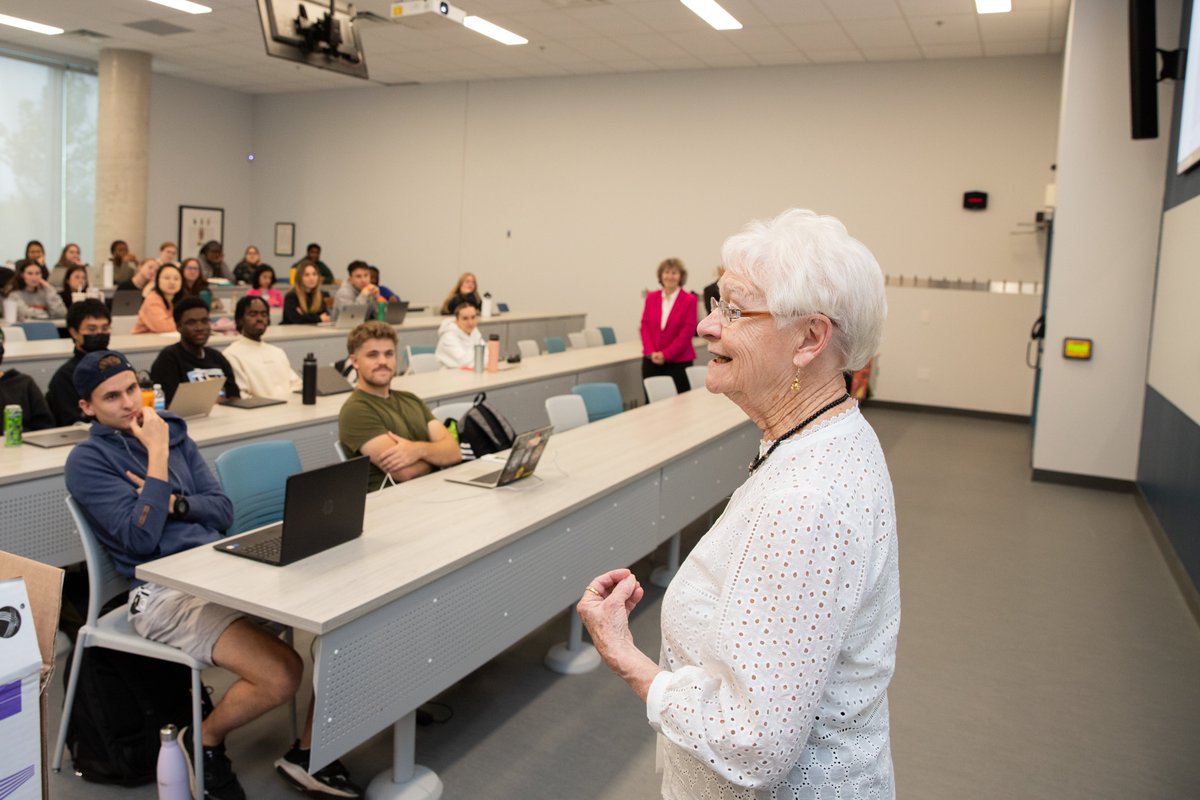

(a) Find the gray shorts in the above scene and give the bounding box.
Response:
[128,583,244,667]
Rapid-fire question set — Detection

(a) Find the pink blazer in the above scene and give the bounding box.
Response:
[640,289,698,364]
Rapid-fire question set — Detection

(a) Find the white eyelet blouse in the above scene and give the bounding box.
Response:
[646,407,901,799]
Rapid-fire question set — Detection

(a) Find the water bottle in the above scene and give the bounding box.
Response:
[153,384,166,412]
[376,299,387,321]
[486,334,500,373]
[157,724,190,800]
[473,343,486,374]
[2,297,16,326]
[302,352,317,405]
[481,292,493,319]
[101,259,113,289]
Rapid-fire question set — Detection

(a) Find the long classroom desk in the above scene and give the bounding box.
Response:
[0,340,706,567]
[138,388,757,798]
[3,311,586,392]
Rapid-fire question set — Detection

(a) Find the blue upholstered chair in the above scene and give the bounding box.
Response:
[597,326,617,345]
[570,382,623,423]
[17,321,59,340]
[544,336,567,354]
[214,441,303,535]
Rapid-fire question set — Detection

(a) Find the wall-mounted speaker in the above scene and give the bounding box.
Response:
[1129,0,1159,140]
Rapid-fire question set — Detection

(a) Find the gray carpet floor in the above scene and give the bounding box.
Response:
[44,407,1200,799]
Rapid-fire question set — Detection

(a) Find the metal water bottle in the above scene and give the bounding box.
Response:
[302,352,317,405]
[486,334,500,372]
[157,724,190,800]
[473,343,486,374]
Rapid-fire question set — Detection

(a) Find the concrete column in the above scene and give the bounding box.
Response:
[94,49,151,270]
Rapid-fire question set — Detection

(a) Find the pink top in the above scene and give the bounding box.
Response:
[247,287,284,308]
[640,289,697,364]
[131,292,175,334]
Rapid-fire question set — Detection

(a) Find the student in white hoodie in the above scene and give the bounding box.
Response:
[435,303,483,369]
[223,295,301,400]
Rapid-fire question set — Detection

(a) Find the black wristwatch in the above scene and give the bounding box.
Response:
[170,495,189,520]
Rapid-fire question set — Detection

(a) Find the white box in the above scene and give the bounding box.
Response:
[0,578,43,800]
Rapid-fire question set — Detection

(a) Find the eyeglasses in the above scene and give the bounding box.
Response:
[709,297,771,325]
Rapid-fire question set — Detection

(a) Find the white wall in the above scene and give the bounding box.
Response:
[146,74,255,262]
[1031,1,1179,480]
[1147,195,1200,424]
[247,57,1060,412]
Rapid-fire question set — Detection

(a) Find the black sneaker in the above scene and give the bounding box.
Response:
[179,726,247,800]
[274,740,363,798]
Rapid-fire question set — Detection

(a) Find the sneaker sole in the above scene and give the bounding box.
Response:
[274,758,359,798]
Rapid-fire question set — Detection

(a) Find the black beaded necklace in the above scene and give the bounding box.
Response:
[748,393,851,475]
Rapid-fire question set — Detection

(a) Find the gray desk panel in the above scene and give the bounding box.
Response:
[0,473,79,567]
[660,425,758,536]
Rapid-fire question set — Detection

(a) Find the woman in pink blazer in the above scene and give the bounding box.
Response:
[640,258,698,395]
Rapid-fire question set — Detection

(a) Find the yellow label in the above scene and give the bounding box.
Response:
[1063,339,1092,359]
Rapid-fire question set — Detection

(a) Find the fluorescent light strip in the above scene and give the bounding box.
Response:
[463,16,527,46]
[147,0,213,14]
[680,0,742,31]
[0,13,64,36]
[975,0,1012,13]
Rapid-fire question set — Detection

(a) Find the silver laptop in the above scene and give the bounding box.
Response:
[385,301,410,325]
[23,424,91,448]
[445,426,553,489]
[291,366,352,397]
[214,458,369,566]
[166,377,224,418]
[334,304,369,329]
[110,290,143,316]
[225,395,286,409]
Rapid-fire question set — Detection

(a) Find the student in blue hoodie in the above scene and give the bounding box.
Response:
[64,350,362,800]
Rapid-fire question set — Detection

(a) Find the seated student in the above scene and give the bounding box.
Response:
[291,243,334,286]
[198,240,232,282]
[223,295,301,400]
[49,242,86,288]
[0,329,54,431]
[338,321,461,491]
[233,245,263,286]
[59,263,91,309]
[63,351,363,800]
[367,266,399,303]
[179,258,212,307]
[3,259,68,321]
[157,241,179,267]
[332,261,381,322]
[132,263,183,334]
[149,296,241,405]
[115,257,158,295]
[439,272,482,316]
[435,304,483,369]
[282,262,329,325]
[47,298,112,427]
[245,265,283,308]
[24,240,48,279]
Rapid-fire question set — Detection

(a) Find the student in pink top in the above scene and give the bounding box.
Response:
[246,265,283,308]
[639,257,697,395]
[132,263,183,334]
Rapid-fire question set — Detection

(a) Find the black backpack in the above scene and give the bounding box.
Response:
[63,646,211,785]
[454,392,516,459]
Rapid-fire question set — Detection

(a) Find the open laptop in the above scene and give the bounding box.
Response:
[110,290,144,316]
[225,395,286,409]
[384,301,410,325]
[166,377,224,418]
[334,304,369,329]
[290,366,352,397]
[23,424,90,448]
[445,426,553,489]
[214,457,369,566]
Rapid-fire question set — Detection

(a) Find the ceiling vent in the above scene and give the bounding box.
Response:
[125,19,192,36]
[541,0,609,8]
[63,29,111,40]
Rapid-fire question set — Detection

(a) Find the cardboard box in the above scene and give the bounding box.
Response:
[0,553,65,800]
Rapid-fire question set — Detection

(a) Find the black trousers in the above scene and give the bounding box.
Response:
[642,357,692,399]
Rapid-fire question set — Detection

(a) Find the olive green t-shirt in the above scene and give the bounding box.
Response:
[338,389,435,491]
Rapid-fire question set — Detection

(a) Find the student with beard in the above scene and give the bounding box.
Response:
[47,298,112,426]
[149,296,241,405]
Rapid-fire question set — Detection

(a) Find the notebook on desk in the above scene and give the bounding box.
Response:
[445,426,553,489]
[214,457,369,566]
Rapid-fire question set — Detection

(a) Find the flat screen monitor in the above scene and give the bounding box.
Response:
[257,0,368,80]
[1176,4,1200,173]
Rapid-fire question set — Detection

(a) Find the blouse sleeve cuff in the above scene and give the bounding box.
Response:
[645,669,673,733]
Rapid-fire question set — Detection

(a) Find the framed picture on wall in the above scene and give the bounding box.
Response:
[274,222,295,257]
[178,205,224,258]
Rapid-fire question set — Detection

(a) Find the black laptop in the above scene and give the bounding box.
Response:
[110,290,144,316]
[213,458,369,566]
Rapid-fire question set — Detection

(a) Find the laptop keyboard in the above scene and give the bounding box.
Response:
[240,535,282,562]
[472,469,503,485]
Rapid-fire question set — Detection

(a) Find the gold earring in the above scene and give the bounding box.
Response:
[791,371,801,392]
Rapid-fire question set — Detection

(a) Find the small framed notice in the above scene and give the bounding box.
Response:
[274,222,295,258]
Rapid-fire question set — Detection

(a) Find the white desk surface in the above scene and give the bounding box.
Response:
[0,340,690,485]
[0,310,584,363]
[137,389,748,635]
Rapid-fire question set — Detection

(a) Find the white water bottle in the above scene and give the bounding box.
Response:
[157,724,190,800]
[153,384,166,412]
[481,292,493,319]
[102,259,113,289]
[2,297,16,325]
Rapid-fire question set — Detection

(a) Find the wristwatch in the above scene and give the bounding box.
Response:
[171,495,189,520]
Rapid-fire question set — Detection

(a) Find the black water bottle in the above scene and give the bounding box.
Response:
[302,352,317,405]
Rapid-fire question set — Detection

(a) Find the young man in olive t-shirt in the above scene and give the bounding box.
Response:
[338,321,461,490]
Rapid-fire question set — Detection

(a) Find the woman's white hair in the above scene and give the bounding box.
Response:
[721,208,886,372]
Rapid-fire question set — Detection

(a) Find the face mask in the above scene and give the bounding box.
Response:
[81,333,110,353]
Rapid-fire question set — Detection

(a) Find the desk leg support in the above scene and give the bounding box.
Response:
[365,712,442,800]
[544,608,601,674]
[650,532,681,588]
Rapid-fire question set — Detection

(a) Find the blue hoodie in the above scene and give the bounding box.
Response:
[64,413,233,584]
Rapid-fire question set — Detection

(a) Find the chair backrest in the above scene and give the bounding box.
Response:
[18,321,58,340]
[584,328,604,348]
[597,326,616,345]
[686,365,709,390]
[432,400,473,423]
[0,325,26,342]
[643,375,678,404]
[544,336,566,354]
[214,441,303,535]
[408,352,442,374]
[544,394,589,433]
[406,343,435,357]
[567,331,588,349]
[333,440,349,462]
[517,339,540,359]
[65,496,128,627]
[571,382,623,422]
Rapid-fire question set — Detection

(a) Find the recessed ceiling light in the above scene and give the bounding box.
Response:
[463,16,527,45]
[975,0,1012,13]
[680,0,742,32]
[0,13,64,36]
[146,0,213,15]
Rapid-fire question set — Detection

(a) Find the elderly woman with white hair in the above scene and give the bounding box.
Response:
[578,208,899,799]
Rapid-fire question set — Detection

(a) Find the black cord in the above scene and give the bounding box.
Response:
[748,393,851,475]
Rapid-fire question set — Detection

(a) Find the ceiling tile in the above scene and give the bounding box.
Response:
[617,32,692,59]
[666,29,747,57]
[897,0,972,14]
[907,14,980,46]
[984,39,1049,56]
[619,1,707,32]
[919,42,983,58]
[697,52,758,68]
[779,22,856,50]
[827,0,906,23]
[806,48,866,63]
[842,18,918,48]
[747,0,835,25]
[725,26,796,54]
[862,45,923,61]
[648,54,708,70]
[749,51,809,66]
[978,9,1050,41]
[564,5,654,36]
